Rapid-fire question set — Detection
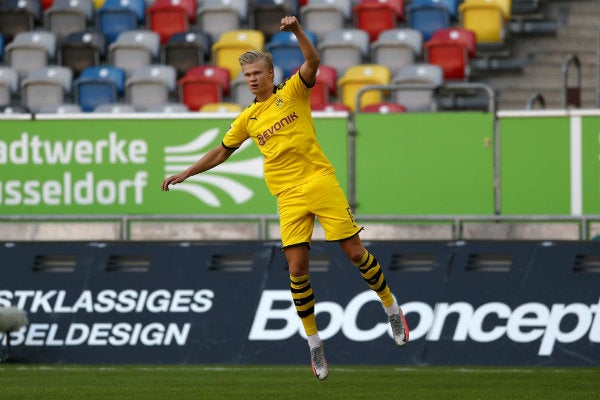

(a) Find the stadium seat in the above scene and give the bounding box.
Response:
[0,0,40,42]
[146,1,190,44]
[0,67,19,106]
[80,64,126,94]
[311,102,350,112]
[424,28,475,80]
[390,63,443,111]
[5,31,57,78]
[0,34,3,62]
[97,0,145,43]
[251,0,299,40]
[108,30,160,75]
[200,102,242,113]
[21,65,73,113]
[94,103,136,112]
[126,65,177,110]
[307,64,338,108]
[178,65,230,110]
[162,31,211,78]
[361,102,406,113]
[300,0,346,40]
[154,0,197,22]
[458,0,506,46]
[318,29,370,77]
[266,30,317,79]
[211,30,265,79]
[196,0,242,42]
[74,76,119,111]
[44,0,94,41]
[75,65,126,111]
[145,102,190,113]
[338,64,390,112]
[353,0,403,42]
[371,28,423,71]
[38,103,83,113]
[406,0,452,41]
[59,32,107,78]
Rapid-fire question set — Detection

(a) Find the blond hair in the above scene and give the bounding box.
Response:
[238,50,274,71]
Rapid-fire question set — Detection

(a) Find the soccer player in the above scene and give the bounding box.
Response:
[161,16,409,380]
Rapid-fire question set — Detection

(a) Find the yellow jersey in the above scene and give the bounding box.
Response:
[223,72,335,195]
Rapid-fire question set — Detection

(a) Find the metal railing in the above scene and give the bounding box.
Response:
[562,53,581,108]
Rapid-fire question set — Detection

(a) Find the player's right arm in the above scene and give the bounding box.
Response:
[161,144,236,191]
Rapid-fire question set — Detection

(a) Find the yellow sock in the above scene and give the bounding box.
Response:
[354,250,395,307]
[290,274,318,336]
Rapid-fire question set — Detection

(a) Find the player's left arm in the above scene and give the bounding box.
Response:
[280,15,319,85]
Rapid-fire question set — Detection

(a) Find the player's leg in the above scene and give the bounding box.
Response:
[279,185,328,380]
[339,235,409,346]
[284,245,328,380]
[309,173,409,347]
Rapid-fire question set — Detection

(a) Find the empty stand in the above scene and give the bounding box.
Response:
[353,0,403,42]
[5,31,57,78]
[162,31,211,77]
[371,28,423,71]
[44,0,94,41]
[318,29,370,77]
[424,28,476,80]
[38,103,83,113]
[0,67,19,106]
[338,64,390,111]
[178,65,230,110]
[145,102,190,112]
[0,0,40,42]
[196,0,243,42]
[361,102,406,113]
[300,0,346,40]
[125,64,176,110]
[94,103,136,112]
[311,102,350,112]
[21,65,73,112]
[211,30,265,79]
[266,30,317,78]
[458,0,506,47]
[59,32,107,77]
[406,0,452,41]
[252,0,299,40]
[96,0,143,43]
[390,63,443,111]
[108,30,160,75]
[147,0,190,44]
[74,65,126,111]
[200,102,242,113]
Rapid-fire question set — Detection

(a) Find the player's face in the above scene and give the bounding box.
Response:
[242,60,274,101]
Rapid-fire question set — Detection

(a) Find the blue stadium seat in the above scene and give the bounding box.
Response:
[75,65,126,111]
[97,0,143,43]
[406,0,452,41]
[266,30,317,78]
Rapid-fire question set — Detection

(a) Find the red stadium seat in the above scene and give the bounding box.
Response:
[178,65,230,110]
[152,0,196,22]
[353,0,400,42]
[424,28,476,80]
[147,2,190,44]
[361,102,406,113]
[184,65,230,96]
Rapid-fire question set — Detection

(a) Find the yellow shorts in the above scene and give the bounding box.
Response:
[277,173,363,248]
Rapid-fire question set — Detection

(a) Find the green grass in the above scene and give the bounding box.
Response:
[1,364,598,400]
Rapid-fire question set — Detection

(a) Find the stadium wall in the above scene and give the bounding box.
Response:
[0,240,598,366]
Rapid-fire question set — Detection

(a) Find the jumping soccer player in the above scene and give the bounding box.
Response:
[161,16,409,380]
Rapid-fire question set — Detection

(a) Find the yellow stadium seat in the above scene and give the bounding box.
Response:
[463,0,511,20]
[200,102,243,113]
[92,0,106,9]
[211,30,265,78]
[338,64,391,112]
[459,0,505,44]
